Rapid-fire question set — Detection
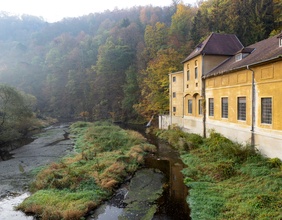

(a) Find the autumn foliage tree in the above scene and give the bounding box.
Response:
[0,0,280,124]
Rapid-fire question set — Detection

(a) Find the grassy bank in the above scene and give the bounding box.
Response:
[18,121,156,220]
[156,127,282,220]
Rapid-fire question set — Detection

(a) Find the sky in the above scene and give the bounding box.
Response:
[0,0,198,23]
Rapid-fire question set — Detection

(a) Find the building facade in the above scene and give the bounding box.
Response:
[160,33,282,160]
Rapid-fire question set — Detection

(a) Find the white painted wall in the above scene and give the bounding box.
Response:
[159,115,282,160]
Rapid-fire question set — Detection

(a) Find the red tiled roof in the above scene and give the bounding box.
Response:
[182,33,243,63]
[205,33,282,78]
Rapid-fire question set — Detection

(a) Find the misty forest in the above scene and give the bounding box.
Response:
[0,0,281,143]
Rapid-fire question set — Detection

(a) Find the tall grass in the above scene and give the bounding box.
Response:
[18,121,156,220]
[156,127,282,220]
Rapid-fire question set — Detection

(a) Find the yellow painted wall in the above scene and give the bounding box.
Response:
[255,61,282,130]
[205,60,282,131]
[170,71,183,117]
[203,55,230,75]
[183,56,202,96]
[206,69,252,126]
[183,56,202,117]
[183,55,230,118]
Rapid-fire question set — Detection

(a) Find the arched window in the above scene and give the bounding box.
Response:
[195,60,198,79]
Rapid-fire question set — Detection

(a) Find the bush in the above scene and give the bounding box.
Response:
[156,127,203,151]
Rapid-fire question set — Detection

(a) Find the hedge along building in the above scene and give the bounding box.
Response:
[160,32,282,160]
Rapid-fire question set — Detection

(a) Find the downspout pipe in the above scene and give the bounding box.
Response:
[183,70,185,120]
[247,65,255,147]
[202,54,206,138]
[170,73,172,127]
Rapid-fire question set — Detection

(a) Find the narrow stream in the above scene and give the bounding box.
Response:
[89,124,191,220]
[146,140,190,220]
[0,123,190,220]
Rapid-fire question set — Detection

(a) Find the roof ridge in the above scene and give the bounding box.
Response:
[200,32,214,54]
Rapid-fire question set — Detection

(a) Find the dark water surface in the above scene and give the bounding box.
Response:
[0,123,190,220]
[89,124,190,220]
[128,124,190,219]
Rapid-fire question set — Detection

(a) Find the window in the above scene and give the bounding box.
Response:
[172,76,176,82]
[188,100,192,114]
[187,64,190,81]
[209,98,214,116]
[173,92,176,98]
[198,99,203,115]
[235,53,242,61]
[195,60,198,79]
[279,37,282,47]
[238,97,246,121]
[173,107,176,112]
[221,97,228,118]
[261,98,272,124]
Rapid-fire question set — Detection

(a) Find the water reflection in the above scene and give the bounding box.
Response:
[145,141,190,220]
[88,204,123,220]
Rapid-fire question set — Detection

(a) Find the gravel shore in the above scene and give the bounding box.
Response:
[0,123,74,198]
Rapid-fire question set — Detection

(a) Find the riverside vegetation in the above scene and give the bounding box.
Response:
[156,127,282,220]
[17,121,157,219]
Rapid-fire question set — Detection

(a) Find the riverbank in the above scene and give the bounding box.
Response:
[0,123,73,219]
[0,123,73,198]
[156,127,282,220]
[17,121,160,219]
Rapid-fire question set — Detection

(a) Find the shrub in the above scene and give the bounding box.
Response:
[267,157,282,168]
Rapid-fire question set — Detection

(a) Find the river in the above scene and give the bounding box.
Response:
[0,123,190,220]
[88,125,190,220]
[0,123,73,220]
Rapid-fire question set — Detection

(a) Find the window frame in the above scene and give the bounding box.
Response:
[198,99,203,115]
[221,97,228,119]
[261,97,272,124]
[188,99,193,114]
[195,60,198,79]
[235,53,242,61]
[237,97,246,121]
[195,67,198,79]
[208,98,214,117]
[187,70,190,81]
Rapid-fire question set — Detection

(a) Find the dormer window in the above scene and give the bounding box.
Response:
[235,53,242,62]
[279,36,282,47]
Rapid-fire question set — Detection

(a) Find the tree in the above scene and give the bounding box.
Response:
[122,65,140,120]
[135,48,182,118]
[144,22,169,61]
[0,84,36,143]
[93,38,134,121]
[169,3,197,54]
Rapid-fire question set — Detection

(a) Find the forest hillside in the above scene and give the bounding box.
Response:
[0,0,281,123]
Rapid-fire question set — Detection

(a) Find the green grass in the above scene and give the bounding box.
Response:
[18,121,156,220]
[156,127,282,220]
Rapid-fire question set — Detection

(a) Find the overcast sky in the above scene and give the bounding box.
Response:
[0,0,198,23]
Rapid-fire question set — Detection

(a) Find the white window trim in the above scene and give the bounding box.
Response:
[235,53,242,62]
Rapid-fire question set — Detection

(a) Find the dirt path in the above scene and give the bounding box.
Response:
[0,123,74,198]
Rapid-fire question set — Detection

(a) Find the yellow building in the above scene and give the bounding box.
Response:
[160,33,282,159]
